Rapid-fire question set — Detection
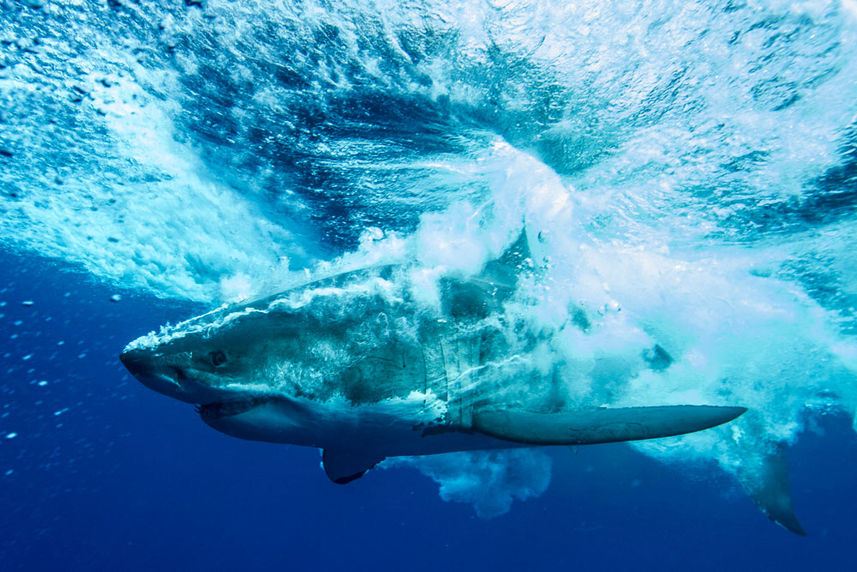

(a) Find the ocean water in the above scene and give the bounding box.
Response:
[2,0,857,569]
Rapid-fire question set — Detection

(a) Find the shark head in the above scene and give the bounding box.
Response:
[119,306,283,406]
[120,265,408,409]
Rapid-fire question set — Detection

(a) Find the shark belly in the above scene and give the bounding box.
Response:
[198,394,520,456]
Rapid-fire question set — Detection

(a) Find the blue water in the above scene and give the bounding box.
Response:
[3,0,857,569]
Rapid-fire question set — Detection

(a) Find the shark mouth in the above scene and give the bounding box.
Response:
[196,397,272,420]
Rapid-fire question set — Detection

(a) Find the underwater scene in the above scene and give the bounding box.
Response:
[2,0,857,569]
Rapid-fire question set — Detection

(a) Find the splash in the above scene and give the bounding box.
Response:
[389,450,552,518]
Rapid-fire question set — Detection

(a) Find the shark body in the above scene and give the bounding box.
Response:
[120,233,754,507]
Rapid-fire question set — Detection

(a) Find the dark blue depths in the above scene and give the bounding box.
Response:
[1,253,855,571]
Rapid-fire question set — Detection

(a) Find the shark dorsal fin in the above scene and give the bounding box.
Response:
[478,229,533,290]
[496,228,532,271]
[322,448,385,484]
[439,230,534,319]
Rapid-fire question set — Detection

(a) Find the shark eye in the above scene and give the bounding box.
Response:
[209,350,228,367]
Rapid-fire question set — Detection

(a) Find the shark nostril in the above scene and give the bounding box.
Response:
[120,350,186,386]
[171,366,190,382]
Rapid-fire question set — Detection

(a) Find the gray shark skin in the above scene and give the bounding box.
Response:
[120,232,748,501]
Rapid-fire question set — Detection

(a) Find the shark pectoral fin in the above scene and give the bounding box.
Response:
[739,446,806,536]
[471,405,747,445]
[322,448,386,485]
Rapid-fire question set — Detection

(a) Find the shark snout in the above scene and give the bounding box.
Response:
[119,348,155,378]
[120,348,188,402]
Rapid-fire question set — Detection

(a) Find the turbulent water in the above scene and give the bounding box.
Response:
[3,0,857,534]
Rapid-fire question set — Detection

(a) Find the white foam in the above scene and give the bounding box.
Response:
[2,62,302,303]
[402,139,857,501]
[391,449,552,518]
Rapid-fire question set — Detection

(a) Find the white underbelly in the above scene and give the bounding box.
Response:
[200,395,523,458]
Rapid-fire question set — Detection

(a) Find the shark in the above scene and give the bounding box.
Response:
[120,231,801,533]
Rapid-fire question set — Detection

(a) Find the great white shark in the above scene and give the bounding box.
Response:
[120,231,803,534]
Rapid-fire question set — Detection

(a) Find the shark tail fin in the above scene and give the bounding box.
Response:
[471,405,746,446]
[738,444,806,536]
